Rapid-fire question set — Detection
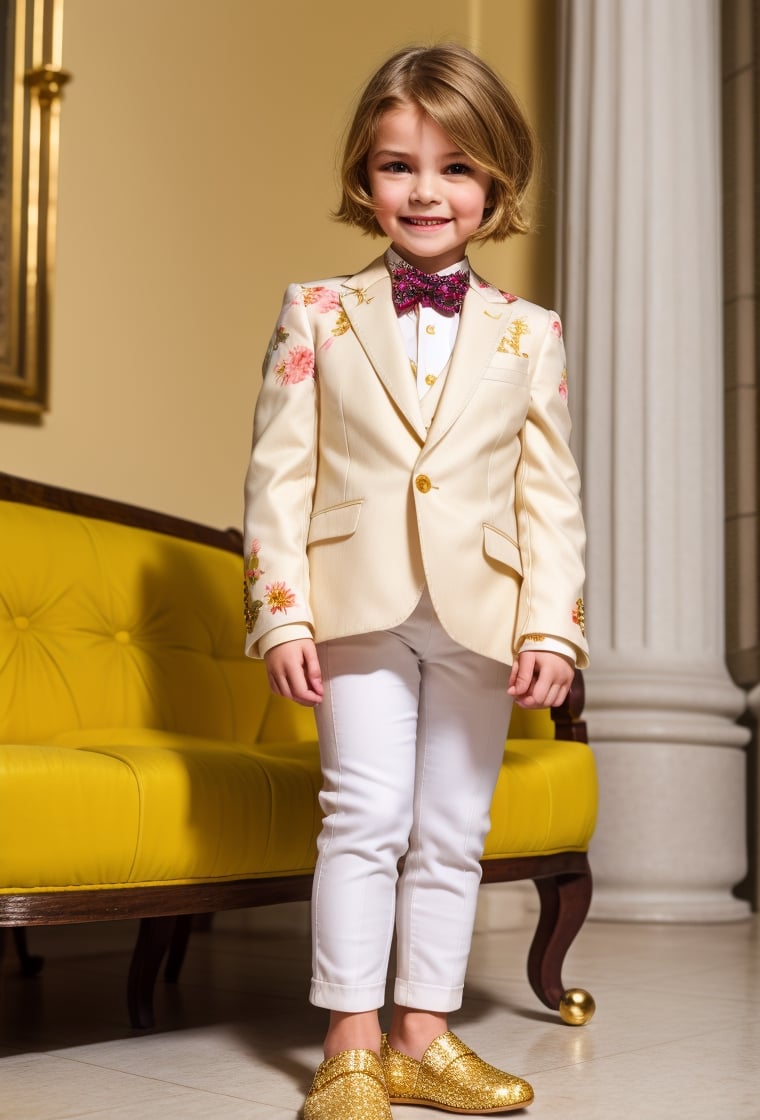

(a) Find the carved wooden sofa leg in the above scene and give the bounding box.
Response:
[129,913,216,1026]
[163,914,194,984]
[128,916,177,1029]
[528,860,595,1025]
[0,928,45,977]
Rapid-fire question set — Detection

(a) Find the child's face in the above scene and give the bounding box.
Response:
[367,102,492,273]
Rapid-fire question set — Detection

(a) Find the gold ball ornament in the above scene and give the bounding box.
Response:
[559,988,596,1026]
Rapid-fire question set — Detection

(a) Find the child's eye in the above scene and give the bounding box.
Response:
[382,161,410,173]
[445,163,472,175]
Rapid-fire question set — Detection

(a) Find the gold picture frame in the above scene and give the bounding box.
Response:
[0,0,69,417]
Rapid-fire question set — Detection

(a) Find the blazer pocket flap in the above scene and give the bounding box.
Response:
[482,355,531,386]
[308,500,363,545]
[483,523,523,574]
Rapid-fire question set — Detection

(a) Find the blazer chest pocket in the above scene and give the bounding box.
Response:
[482,354,530,387]
[483,523,523,575]
[308,499,363,545]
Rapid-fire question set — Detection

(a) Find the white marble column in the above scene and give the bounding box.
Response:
[557,0,750,921]
[749,685,760,907]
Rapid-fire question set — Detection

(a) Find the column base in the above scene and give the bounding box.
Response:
[584,663,750,924]
[589,887,751,923]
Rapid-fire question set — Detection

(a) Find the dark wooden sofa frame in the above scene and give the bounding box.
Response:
[0,472,593,1030]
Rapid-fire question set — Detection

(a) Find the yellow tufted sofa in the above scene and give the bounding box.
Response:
[0,472,598,1029]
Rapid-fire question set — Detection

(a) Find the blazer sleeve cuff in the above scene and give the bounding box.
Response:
[517,635,577,664]
[256,623,315,658]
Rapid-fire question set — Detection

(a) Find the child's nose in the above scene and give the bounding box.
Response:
[410,173,440,205]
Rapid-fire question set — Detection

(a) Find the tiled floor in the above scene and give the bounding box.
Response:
[1,903,758,1120]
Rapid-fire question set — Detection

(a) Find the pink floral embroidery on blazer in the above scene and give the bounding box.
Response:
[559,368,569,402]
[245,539,265,583]
[274,345,315,384]
[265,582,297,614]
[302,285,340,313]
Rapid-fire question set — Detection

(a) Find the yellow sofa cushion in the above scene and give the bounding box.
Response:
[484,738,597,859]
[0,730,596,894]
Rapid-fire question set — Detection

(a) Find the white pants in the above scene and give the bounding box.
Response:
[310,588,513,1013]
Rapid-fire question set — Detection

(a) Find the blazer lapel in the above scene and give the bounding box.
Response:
[424,272,513,450]
[339,258,427,442]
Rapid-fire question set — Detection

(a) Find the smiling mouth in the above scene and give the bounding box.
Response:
[402,217,451,227]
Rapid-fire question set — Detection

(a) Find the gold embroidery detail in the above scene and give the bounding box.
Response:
[522,633,547,643]
[425,374,437,386]
[483,309,501,320]
[573,597,586,637]
[264,325,290,369]
[343,285,373,305]
[332,308,350,337]
[410,359,418,378]
[243,579,263,634]
[500,317,530,357]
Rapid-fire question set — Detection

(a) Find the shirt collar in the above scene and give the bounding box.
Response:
[385,246,470,279]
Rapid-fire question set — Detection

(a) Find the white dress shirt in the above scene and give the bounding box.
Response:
[386,247,464,400]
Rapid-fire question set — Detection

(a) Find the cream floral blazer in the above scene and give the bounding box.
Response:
[243,255,588,668]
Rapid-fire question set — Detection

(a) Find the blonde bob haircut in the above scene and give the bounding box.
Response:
[336,44,537,243]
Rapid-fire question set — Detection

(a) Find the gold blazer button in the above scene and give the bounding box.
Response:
[415,474,432,493]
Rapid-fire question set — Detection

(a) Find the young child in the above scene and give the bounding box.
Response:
[244,43,588,1119]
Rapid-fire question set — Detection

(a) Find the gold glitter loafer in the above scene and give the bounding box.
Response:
[380,1031,534,1114]
[303,1048,392,1120]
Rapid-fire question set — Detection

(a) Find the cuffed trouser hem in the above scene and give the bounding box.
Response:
[394,978,464,1013]
[310,978,387,1012]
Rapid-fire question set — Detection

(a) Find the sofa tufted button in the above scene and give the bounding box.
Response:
[115,630,131,644]
[14,617,30,631]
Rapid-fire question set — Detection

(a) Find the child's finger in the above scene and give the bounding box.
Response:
[529,662,573,708]
[302,643,324,700]
[265,640,322,706]
[283,657,321,706]
[508,651,536,696]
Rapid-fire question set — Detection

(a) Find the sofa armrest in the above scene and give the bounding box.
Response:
[550,669,588,743]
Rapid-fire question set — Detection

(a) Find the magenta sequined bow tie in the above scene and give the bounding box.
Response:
[390,262,470,317]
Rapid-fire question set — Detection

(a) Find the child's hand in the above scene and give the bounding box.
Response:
[508,650,575,709]
[264,639,323,707]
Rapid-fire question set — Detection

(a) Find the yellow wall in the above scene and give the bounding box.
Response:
[0,0,557,529]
